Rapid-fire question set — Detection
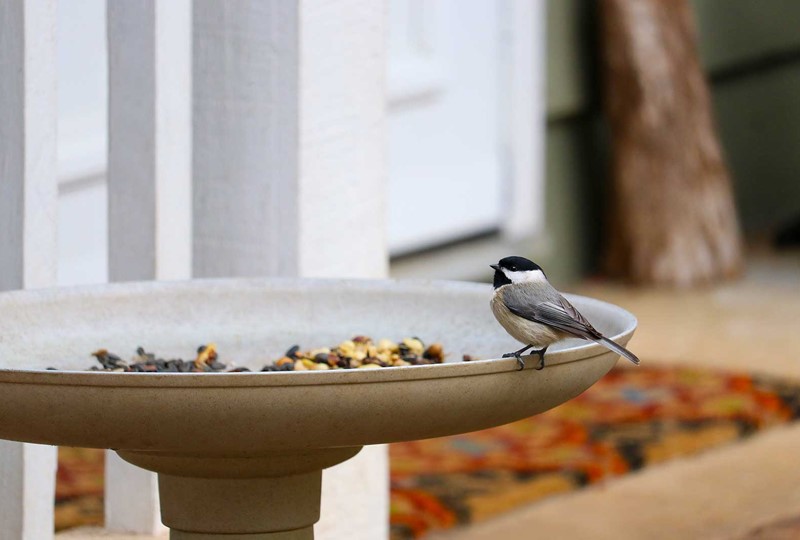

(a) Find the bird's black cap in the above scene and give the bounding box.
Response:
[490,256,545,289]
[496,256,542,273]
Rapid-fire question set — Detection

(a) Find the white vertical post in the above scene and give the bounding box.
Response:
[0,1,59,539]
[107,0,192,282]
[297,0,388,279]
[193,1,388,538]
[192,1,300,278]
[502,0,547,240]
[106,0,191,533]
[300,4,388,537]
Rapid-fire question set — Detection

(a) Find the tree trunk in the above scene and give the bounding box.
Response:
[600,0,743,287]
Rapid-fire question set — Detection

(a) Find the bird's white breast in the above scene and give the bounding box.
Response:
[490,289,560,347]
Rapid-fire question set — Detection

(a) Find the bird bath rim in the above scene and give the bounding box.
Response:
[0,276,637,384]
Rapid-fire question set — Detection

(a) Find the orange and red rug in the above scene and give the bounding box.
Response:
[54,365,800,538]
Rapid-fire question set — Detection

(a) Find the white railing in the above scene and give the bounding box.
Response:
[0,1,387,538]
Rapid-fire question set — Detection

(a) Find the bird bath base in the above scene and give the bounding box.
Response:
[171,532,311,540]
[118,447,361,538]
[160,473,318,539]
[0,278,637,537]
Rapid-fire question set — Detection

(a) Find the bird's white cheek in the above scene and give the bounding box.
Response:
[503,269,546,284]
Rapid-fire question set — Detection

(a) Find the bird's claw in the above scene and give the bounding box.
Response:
[502,351,526,370]
[533,347,548,371]
[503,345,546,372]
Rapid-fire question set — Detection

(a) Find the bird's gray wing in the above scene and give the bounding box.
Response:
[503,287,602,340]
[504,286,640,365]
[553,294,603,338]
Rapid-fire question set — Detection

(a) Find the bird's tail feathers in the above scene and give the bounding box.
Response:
[598,337,640,365]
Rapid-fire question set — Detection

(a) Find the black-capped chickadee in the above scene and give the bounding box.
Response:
[490,256,640,371]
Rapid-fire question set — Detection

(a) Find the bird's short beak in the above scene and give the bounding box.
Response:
[489,264,500,271]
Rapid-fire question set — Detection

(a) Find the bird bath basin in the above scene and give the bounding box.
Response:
[0,278,636,539]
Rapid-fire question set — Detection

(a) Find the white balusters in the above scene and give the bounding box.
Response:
[0,1,59,538]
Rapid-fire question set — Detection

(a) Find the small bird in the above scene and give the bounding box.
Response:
[490,256,640,371]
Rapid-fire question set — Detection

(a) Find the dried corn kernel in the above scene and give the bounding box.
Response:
[401,338,424,356]
[194,343,218,368]
[293,360,309,371]
[377,339,397,352]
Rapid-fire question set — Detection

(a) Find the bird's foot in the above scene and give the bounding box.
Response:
[503,345,536,371]
[501,352,526,370]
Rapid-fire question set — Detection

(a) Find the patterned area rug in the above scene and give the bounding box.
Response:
[55,365,800,537]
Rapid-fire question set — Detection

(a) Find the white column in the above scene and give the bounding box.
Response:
[192,1,300,278]
[502,0,547,240]
[0,1,59,539]
[297,0,387,279]
[300,5,388,537]
[107,0,192,282]
[193,1,388,538]
[105,0,191,533]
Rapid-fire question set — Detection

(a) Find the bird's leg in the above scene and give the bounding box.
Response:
[532,346,549,370]
[503,344,534,371]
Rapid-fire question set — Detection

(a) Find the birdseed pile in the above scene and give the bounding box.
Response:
[84,336,468,373]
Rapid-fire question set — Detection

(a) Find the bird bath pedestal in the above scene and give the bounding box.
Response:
[0,279,637,538]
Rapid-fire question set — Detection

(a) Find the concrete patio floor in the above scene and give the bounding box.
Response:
[58,252,800,540]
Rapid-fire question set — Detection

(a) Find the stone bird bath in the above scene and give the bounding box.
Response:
[0,279,636,539]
